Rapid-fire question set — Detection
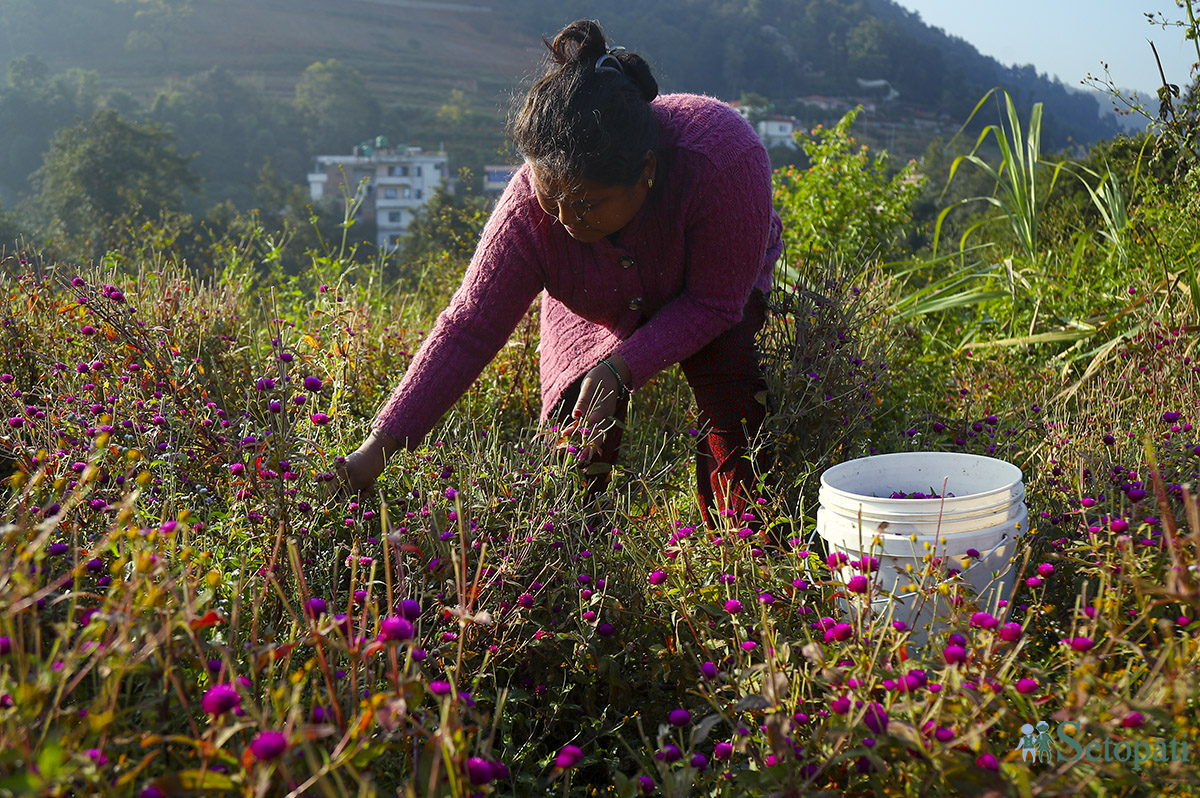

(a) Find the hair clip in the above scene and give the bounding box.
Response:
[595,47,626,74]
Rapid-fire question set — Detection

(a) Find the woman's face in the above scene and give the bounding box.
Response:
[530,154,656,244]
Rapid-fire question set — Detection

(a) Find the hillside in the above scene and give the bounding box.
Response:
[0,0,536,111]
[0,0,1120,145]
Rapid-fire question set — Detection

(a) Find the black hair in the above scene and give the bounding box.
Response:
[510,19,659,192]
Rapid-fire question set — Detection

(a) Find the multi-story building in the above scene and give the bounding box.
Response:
[482,164,522,198]
[307,138,449,250]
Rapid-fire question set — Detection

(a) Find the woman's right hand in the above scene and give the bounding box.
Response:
[340,430,401,493]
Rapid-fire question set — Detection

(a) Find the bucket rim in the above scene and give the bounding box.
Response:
[820,451,1023,506]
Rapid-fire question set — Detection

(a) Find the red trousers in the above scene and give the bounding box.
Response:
[556,290,769,527]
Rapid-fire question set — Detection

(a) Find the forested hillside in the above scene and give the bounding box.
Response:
[0,0,1131,259]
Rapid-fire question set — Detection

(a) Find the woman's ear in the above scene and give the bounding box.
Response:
[642,150,657,183]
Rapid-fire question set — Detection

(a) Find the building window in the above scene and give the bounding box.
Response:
[387,166,409,177]
[384,188,398,199]
[415,189,423,200]
[402,187,412,199]
[388,211,402,223]
[415,166,422,177]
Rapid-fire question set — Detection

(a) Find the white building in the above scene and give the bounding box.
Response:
[757,114,798,149]
[307,139,449,250]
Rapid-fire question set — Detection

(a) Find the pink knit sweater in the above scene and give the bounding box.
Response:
[373,93,783,448]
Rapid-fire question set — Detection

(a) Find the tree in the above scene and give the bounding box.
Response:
[116,0,195,69]
[30,108,199,259]
[293,60,380,155]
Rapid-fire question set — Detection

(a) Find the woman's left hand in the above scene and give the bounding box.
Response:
[569,356,631,461]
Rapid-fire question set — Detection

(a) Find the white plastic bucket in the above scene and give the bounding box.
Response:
[816,452,1026,644]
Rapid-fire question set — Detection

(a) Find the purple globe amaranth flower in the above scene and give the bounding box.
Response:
[1121,712,1145,728]
[555,744,583,768]
[303,376,324,392]
[1110,518,1129,533]
[379,615,413,642]
[1064,636,1095,652]
[639,776,655,794]
[1036,563,1055,577]
[429,680,452,696]
[1015,678,1038,694]
[201,683,241,716]
[713,741,733,760]
[690,753,708,771]
[828,622,854,642]
[249,730,288,761]
[998,623,1022,642]
[976,753,999,771]
[863,702,888,734]
[724,599,743,615]
[826,551,849,570]
[700,661,718,680]
[139,788,166,798]
[466,757,494,785]
[658,744,682,763]
[668,708,691,727]
[304,597,327,617]
[831,695,852,714]
[969,612,999,629]
[846,575,869,594]
[943,645,967,665]
[648,569,667,585]
[0,636,10,656]
[310,412,331,425]
[400,599,422,621]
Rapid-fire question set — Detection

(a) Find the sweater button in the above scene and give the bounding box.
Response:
[627,297,643,310]
[618,256,634,269]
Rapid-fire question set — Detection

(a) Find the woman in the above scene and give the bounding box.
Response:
[343,19,782,526]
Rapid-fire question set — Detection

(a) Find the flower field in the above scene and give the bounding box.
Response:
[2,88,1200,797]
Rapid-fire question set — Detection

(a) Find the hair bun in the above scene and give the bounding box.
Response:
[548,19,608,65]
[616,53,658,103]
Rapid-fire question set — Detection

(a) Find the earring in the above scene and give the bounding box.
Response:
[646,178,654,189]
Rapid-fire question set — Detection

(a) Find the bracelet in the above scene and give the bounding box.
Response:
[598,358,632,401]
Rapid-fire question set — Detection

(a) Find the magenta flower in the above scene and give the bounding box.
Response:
[649,570,667,585]
[249,730,288,761]
[0,636,10,656]
[1121,712,1145,728]
[1025,576,1043,588]
[976,753,999,771]
[863,702,888,734]
[1015,678,1038,694]
[429,681,452,696]
[713,741,733,760]
[943,645,967,665]
[310,412,331,425]
[555,744,583,768]
[668,708,691,726]
[304,597,327,617]
[657,744,681,763]
[303,376,324,392]
[826,551,849,570]
[831,695,851,714]
[1110,519,1129,533]
[846,575,869,594]
[724,599,743,615]
[379,615,413,641]
[200,684,240,716]
[466,757,494,785]
[998,623,1022,642]
[1036,563,1055,577]
[690,753,708,771]
[400,599,422,621]
[969,612,999,629]
[700,661,718,680]
[1064,636,1095,652]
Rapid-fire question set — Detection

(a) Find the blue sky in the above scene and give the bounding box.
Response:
[893,0,1197,96]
